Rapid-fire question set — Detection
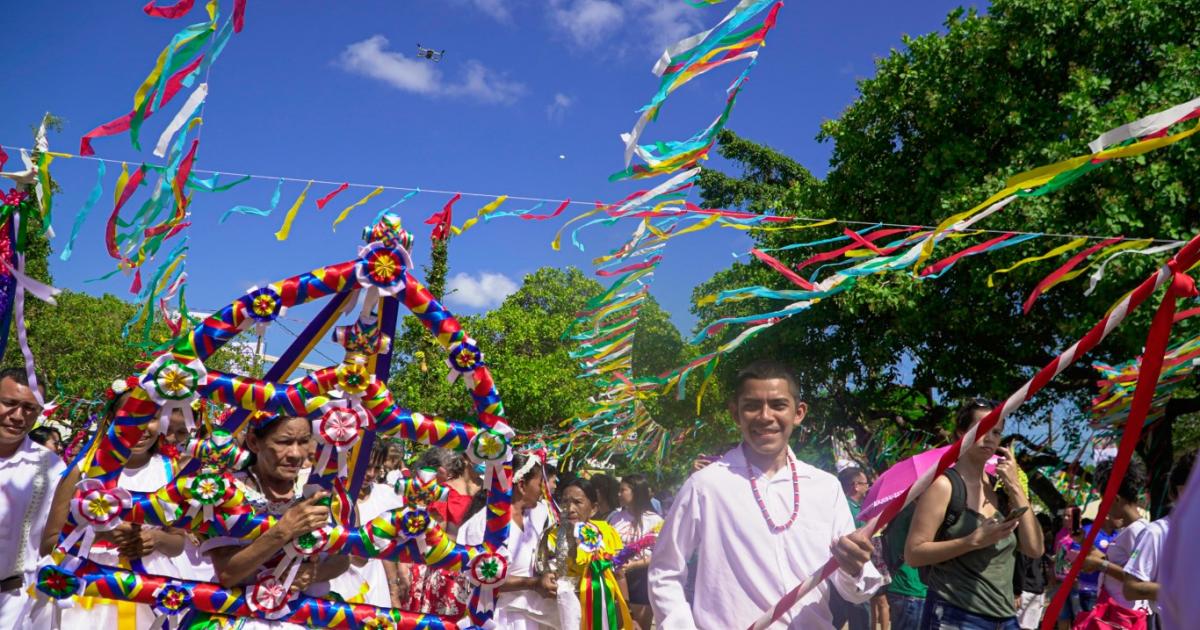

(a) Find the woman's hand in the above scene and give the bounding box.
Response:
[274,492,329,540]
[967,517,1019,549]
[539,572,558,596]
[994,448,1027,502]
[1080,548,1107,573]
[291,561,318,592]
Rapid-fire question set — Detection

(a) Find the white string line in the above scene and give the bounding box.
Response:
[2,142,1184,246]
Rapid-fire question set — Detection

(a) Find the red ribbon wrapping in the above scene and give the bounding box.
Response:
[1039,265,1197,628]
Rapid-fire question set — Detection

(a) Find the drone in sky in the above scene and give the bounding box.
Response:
[416,43,445,62]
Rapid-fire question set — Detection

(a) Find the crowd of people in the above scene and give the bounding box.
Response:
[1,360,1197,629]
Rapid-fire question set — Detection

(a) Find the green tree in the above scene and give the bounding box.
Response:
[694,0,1200,505]
[388,266,691,438]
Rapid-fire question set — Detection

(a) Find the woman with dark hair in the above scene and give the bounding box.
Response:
[540,476,633,629]
[206,415,347,629]
[905,400,1044,630]
[28,426,61,454]
[50,396,190,628]
[591,473,621,520]
[609,473,662,629]
[458,452,554,629]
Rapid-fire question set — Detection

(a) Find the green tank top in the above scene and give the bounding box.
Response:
[926,508,1017,619]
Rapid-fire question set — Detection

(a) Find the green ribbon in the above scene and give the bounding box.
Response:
[585,558,619,630]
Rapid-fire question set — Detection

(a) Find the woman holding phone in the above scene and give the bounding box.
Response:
[905,400,1044,630]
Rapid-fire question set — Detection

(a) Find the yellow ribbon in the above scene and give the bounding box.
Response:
[987,238,1088,288]
[331,186,385,231]
[453,195,509,236]
[274,180,313,241]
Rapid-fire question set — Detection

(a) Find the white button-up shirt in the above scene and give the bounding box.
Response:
[0,437,65,630]
[649,445,882,630]
[0,437,64,580]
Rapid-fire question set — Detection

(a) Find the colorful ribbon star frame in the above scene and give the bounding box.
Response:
[42,214,514,630]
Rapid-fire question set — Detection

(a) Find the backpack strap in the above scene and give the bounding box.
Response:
[938,467,968,540]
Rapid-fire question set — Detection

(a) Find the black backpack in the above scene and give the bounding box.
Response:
[882,468,993,583]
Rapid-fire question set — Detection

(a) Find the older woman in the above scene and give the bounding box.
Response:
[205,415,348,630]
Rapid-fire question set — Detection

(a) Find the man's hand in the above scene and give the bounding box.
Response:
[831,530,873,577]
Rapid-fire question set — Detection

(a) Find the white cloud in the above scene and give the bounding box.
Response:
[446,271,519,309]
[337,35,525,104]
[546,92,574,121]
[549,0,626,48]
[631,0,704,51]
[546,0,704,52]
[470,0,512,21]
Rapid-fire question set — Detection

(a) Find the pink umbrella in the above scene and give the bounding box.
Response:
[859,446,1000,522]
[858,445,951,522]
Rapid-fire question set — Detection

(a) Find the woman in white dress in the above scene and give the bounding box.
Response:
[54,414,189,629]
[205,415,348,629]
[330,454,405,609]
[608,473,663,630]
[457,452,554,629]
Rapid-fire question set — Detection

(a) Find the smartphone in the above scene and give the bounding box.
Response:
[998,506,1029,523]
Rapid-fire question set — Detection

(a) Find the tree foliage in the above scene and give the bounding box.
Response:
[389,265,690,436]
[695,0,1200,482]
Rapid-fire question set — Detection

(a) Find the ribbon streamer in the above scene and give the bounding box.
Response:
[60,161,106,261]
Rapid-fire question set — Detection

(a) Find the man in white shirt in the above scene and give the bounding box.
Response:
[0,368,64,630]
[1080,457,1151,612]
[649,359,881,629]
[1125,452,1194,621]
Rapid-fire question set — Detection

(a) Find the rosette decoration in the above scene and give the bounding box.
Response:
[274,527,331,593]
[312,399,373,478]
[467,427,514,492]
[466,551,509,614]
[186,429,250,473]
[150,581,192,630]
[181,472,236,523]
[575,521,604,554]
[241,284,287,335]
[399,467,448,508]
[139,348,207,433]
[446,336,485,387]
[59,478,134,562]
[355,241,407,296]
[36,565,82,601]
[245,574,294,620]
[335,355,372,400]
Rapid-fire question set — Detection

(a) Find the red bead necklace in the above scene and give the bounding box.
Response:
[747,451,801,533]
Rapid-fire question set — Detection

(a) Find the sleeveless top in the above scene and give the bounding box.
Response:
[926,507,1017,619]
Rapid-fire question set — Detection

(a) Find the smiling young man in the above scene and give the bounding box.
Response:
[649,359,882,629]
[0,368,63,630]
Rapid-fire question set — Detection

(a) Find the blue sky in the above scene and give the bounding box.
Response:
[0,0,977,363]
